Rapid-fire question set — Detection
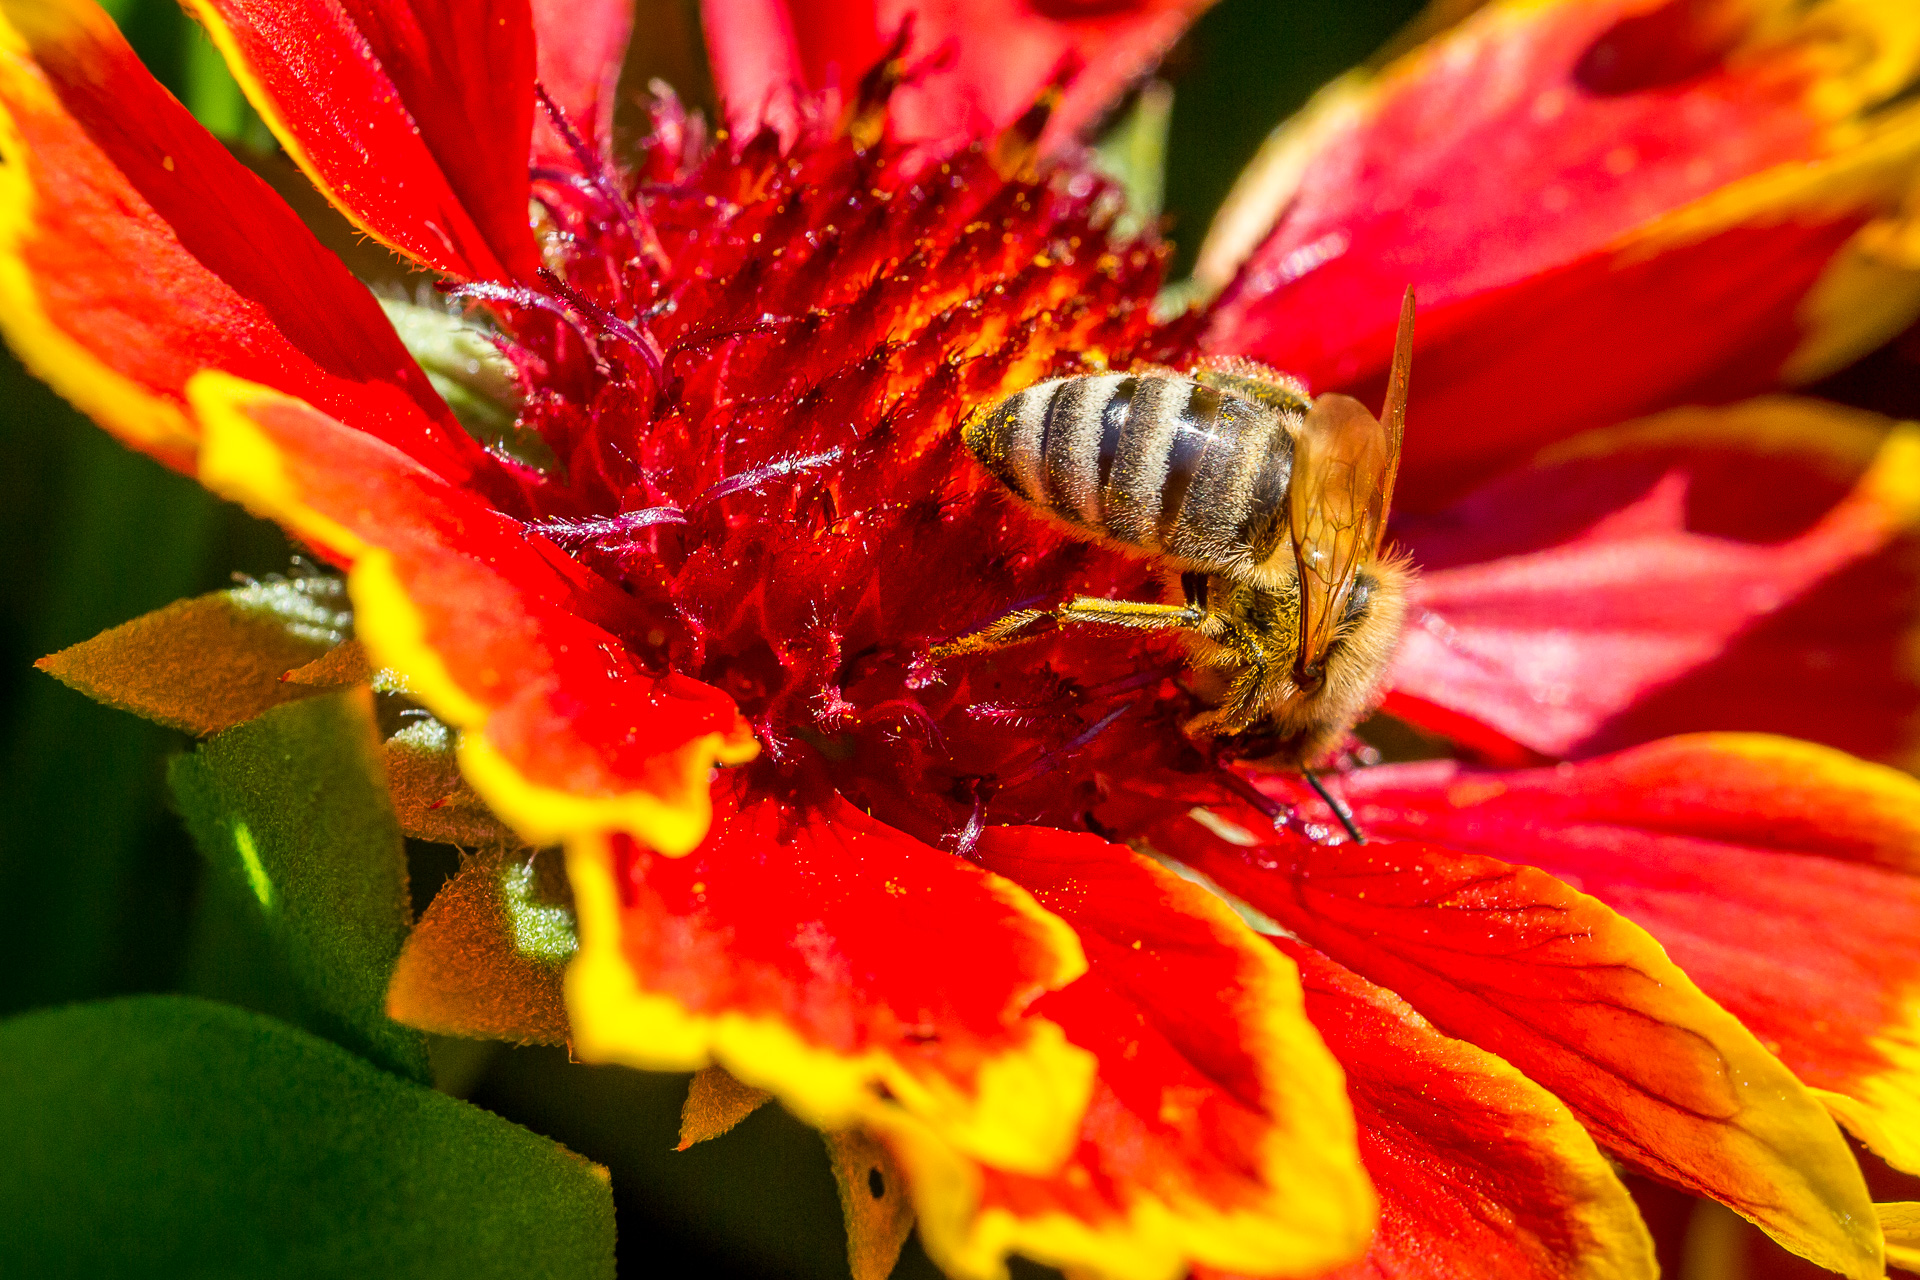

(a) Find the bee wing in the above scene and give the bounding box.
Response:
[1377,287,1415,535]
[1289,393,1394,685]
[1287,290,1414,687]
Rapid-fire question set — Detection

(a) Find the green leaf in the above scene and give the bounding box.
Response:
[171,689,430,1082]
[1160,0,1426,278]
[1092,79,1173,238]
[0,995,615,1279]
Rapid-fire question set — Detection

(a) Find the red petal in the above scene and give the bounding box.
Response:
[1375,692,1548,771]
[529,0,631,167]
[188,373,753,854]
[884,826,1372,1280]
[0,0,485,481]
[1199,0,1920,507]
[697,0,806,141]
[1156,805,1881,1278]
[1388,399,1920,768]
[700,0,1212,148]
[564,778,1098,1179]
[187,0,541,280]
[1209,941,1656,1280]
[1336,735,1920,1178]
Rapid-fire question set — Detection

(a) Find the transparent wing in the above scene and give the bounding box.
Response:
[1289,394,1392,688]
[1288,290,1413,689]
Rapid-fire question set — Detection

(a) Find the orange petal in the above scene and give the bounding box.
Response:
[186,0,541,280]
[1274,940,1656,1280]
[187,372,754,856]
[564,775,1097,1178]
[1200,0,1920,507]
[1389,398,1920,769]
[1336,734,1920,1181]
[1159,803,1882,1279]
[879,825,1373,1280]
[701,0,1213,150]
[528,0,630,168]
[1880,1202,1920,1275]
[0,0,486,480]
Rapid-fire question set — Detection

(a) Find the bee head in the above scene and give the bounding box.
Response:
[1291,580,1372,693]
[1265,553,1411,767]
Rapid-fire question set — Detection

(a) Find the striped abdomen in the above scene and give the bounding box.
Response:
[963,373,1297,573]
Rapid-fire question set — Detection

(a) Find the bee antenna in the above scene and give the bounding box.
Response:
[1302,767,1366,844]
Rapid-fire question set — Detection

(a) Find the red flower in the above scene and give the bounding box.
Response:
[1197,0,1920,509]
[9,0,1920,1277]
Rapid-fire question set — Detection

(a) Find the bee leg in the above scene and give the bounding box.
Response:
[1053,596,1210,633]
[932,595,1211,661]
[1041,570,1213,633]
[1185,664,1270,735]
[929,608,1054,659]
[1210,611,1288,725]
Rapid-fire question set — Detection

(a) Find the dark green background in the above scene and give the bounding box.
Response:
[0,2,1421,1276]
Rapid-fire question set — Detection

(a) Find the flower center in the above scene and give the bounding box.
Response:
[429,90,1219,840]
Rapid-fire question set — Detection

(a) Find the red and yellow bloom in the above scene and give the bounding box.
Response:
[11,0,1920,1277]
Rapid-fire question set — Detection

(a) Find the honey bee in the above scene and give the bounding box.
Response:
[938,291,1416,771]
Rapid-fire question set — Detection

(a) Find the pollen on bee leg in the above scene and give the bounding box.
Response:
[928,608,1057,660]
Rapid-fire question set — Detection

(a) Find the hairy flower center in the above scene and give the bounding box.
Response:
[463,94,1209,842]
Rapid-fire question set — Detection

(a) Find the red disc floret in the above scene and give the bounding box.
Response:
[487,86,1205,848]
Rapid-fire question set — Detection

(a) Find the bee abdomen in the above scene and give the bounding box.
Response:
[966,373,1130,524]
[966,373,1296,571]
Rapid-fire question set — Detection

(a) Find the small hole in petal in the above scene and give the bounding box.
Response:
[868,1167,885,1199]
